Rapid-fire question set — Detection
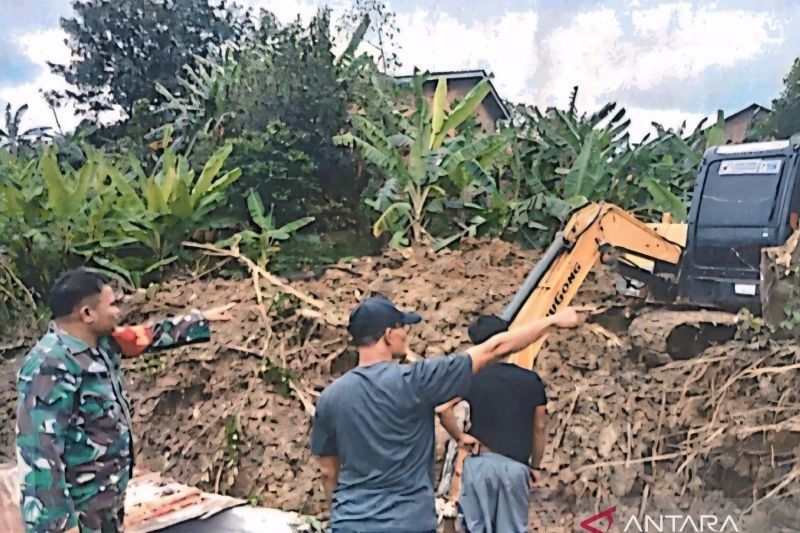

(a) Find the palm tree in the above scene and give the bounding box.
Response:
[0,103,52,156]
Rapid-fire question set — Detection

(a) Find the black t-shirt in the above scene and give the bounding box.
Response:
[463,363,548,464]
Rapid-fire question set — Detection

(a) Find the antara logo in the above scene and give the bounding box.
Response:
[580,506,616,533]
[623,514,739,532]
[579,506,740,533]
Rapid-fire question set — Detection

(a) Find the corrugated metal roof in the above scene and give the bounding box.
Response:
[0,464,23,533]
[0,463,247,532]
[126,468,245,532]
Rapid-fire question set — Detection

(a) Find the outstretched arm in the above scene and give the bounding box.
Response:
[466,308,581,373]
[112,304,235,357]
[147,310,210,350]
[149,303,235,349]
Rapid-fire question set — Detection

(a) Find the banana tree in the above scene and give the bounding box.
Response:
[510,89,721,223]
[514,89,632,204]
[0,103,51,156]
[122,126,242,259]
[616,112,725,222]
[334,72,493,246]
[216,189,315,268]
[153,51,242,155]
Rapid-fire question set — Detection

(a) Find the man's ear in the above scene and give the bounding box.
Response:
[79,305,94,324]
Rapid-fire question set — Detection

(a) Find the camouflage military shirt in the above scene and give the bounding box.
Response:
[15,312,211,532]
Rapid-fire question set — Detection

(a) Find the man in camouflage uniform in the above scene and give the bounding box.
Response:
[15,268,234,532]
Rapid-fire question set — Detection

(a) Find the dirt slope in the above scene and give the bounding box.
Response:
[1,240,798,530]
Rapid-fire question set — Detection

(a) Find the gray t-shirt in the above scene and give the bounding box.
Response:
[310,353,472,532]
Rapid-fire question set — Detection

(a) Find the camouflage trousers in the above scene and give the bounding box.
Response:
[74,471,128,533]
[20,468,130,533]
[77,500,125,533]
[20,498,125,533]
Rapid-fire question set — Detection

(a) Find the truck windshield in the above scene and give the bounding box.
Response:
[697,158,785,226]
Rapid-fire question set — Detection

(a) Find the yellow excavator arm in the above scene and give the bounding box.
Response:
[439,203,686,504]
[505,203,684,369]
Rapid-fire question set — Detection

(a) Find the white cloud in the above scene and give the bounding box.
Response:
[392,9,540,102]
[624,105,707,142]
[629,3,783,86]
[0,1,787,139]
[537,8,623,110]
[538,3,783,113]
[16,29,71,67]
[0,28,79,133]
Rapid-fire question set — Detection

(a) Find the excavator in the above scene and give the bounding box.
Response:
[438,137,800,506]
[481,138,800,369]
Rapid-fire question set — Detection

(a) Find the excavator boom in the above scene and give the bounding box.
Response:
[440,202,686,503]
[504,203,683,369]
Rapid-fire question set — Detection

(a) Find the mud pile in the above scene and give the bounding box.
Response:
[1,239,798,529]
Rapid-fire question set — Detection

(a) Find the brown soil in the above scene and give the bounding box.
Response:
[1,239,798,530]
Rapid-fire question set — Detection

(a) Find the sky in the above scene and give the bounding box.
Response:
[1,0,797,140]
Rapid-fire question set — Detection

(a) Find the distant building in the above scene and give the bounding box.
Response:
[393,70,510,132]
[720,103,771,143]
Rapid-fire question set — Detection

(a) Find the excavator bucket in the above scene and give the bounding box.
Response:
[628,309,738,367]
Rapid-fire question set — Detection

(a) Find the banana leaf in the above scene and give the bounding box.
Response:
[273,216,315,239]
[644,178,688,221]
[373,202,412,237]
[431,79,491,148]
[563,131,598,199]
[192,143,233,203]
[430,78,448,147]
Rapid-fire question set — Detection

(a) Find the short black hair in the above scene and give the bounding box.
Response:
[48,268,110,318]
[353,332,385,348]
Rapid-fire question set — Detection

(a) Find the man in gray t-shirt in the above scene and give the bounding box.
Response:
[311,296,580,533]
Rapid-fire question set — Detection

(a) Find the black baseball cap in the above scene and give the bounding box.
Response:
[348,296,422,345]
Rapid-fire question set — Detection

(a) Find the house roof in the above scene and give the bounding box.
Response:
[725,103,771,122]
[700,103,771,137]
[393,69,511,121]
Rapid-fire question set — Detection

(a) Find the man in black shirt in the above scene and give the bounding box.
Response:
[439,360,550,532]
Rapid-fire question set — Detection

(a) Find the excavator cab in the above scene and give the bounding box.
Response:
[676,139,800,312]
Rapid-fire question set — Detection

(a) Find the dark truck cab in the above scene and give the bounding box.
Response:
[677,140,800,312]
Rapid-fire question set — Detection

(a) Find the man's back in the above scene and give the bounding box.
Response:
[464,363,547,464]
[311,354,471,532]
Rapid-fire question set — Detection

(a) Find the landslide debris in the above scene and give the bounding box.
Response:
[0,239,797,530]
